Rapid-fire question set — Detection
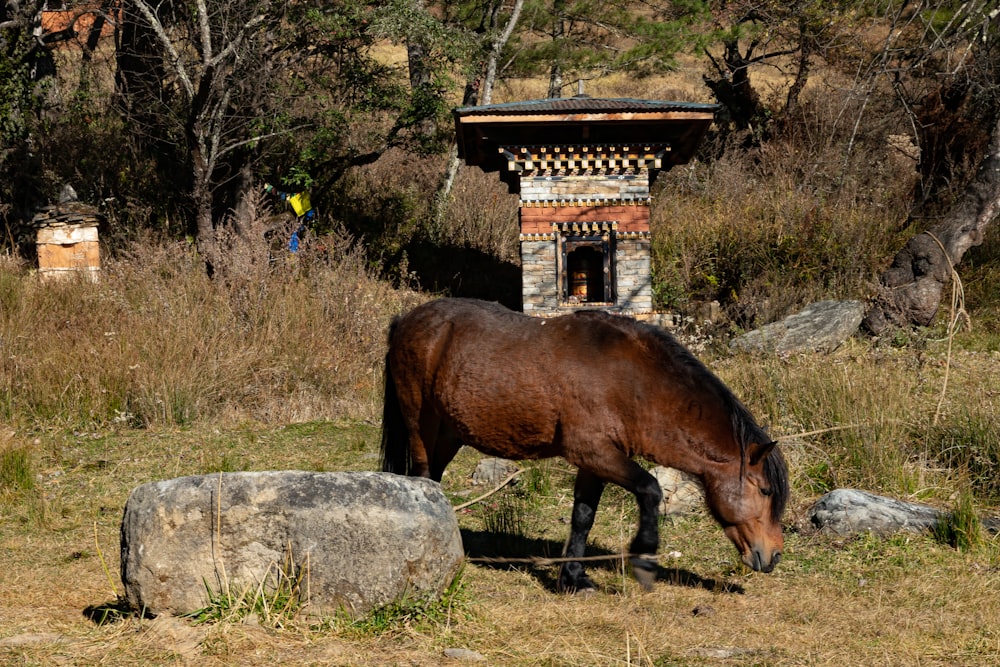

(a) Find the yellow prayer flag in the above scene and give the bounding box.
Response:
[288,192,311,217]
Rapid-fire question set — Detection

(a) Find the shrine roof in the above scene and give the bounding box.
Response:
[454,96,719,193]
[454,96,718,117]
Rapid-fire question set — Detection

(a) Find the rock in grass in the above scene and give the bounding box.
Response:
[808,488,942,535]
[443,647,487,661]
[120,471,464,617]
[730,300,865,354]
[810,489,1000,538]
[650,466,704,515]
[471,457,519,486]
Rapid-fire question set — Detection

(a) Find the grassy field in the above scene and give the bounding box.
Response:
[2,151,999,664]
[2,330,999,665]
[5,12,1000,663]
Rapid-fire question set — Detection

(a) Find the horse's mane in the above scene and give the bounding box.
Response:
[573,310,789,520]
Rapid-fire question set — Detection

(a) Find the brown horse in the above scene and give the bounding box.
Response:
[380,298,788,592]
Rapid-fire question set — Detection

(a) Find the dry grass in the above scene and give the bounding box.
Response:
[2,244,1000,664]
[0,218,425,431]
[1,402,999,666]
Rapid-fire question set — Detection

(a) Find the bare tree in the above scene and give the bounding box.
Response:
[434,0,525,225]
[701,0,833,141]
[863,0,1000,332]
[865,114,1000,332]
[117,0,276,274]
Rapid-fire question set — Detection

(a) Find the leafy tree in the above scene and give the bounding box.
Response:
[506,0,709,97]
[113,0,463,274]
[0,0,49,246]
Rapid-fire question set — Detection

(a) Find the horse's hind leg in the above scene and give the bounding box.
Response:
[558,469,606,593]
[405,407,442,478]
[428,422,462,483]
[406,409,464,482]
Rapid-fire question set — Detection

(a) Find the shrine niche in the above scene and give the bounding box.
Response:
[454,96,717,316]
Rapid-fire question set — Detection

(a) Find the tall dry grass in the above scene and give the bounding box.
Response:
[650,77,918,327]
[0,197,424,431]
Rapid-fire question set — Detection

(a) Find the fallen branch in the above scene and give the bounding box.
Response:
[453,468,524,511]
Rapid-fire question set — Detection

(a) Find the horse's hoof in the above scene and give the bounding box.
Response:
[630,556,658,592]
[557,574,597,595]
[633,567,656,591]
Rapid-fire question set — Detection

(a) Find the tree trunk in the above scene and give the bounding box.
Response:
[547,0,565,98]
[191,147,219,276]
[405,0,438,138]
[433,0,524,225]
[781,21,812,130]
[703,38,765,134]
[863,115,1000,333]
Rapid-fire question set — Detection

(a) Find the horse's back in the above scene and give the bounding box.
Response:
[389,299,658,385]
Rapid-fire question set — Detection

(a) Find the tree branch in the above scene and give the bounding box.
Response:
[132,0,194,98]
[196,0,213,63]
[216,126,312,162]
[209,13,266,68]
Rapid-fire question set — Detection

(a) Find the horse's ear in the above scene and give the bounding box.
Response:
[748,440,777,466]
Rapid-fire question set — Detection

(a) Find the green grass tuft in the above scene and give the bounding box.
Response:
[326,566,468,636]
[184,552,308,628]
[0,446,34,492]
[933,488,984,552]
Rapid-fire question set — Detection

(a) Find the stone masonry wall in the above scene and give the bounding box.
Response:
[518,171,653,315]
[519,174,650,204]
[521,239,559,314]
[614,238,653,313]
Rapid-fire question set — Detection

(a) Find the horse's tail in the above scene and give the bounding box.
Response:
[380,325,411,475]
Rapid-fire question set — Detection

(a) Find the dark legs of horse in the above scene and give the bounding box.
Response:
[559,462,663,593]
[627,469,664,591]
[558,469,605,593]
[406,413,462,482]
[428,424,462,482]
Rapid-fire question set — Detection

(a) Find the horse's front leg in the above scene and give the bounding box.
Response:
[626,466,663,591]
[582,456,663,591]
[558,469,605,593]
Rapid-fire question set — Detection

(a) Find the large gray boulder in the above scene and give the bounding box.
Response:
[730,300,865,354]
[120,471,464,617]
[808,488,942,535]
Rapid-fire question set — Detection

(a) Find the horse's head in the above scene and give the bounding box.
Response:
[703,440,788,573]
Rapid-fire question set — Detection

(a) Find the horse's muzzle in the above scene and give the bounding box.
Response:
[744,548,781,573]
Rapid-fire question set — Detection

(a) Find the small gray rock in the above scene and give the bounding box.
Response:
[650,466,704,515]
[443,647,487,661]
[472,458,519,486]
